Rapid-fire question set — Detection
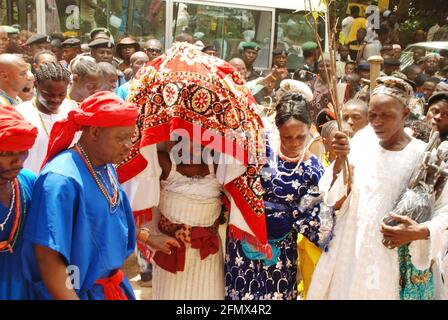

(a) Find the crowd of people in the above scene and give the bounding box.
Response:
[0,5,448,301]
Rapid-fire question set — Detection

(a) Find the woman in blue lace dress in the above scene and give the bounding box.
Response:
[224,93,333,300]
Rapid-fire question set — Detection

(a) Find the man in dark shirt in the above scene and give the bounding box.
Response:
[241,42,262,81]
[293,41,319,82]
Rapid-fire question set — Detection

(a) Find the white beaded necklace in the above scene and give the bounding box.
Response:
[275,138,315,180]
[0,181,15,232]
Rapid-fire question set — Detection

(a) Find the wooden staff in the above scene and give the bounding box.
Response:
[368,55,384,94]
[306,0,351,188]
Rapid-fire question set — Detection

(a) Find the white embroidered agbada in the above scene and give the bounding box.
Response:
[16,99,75,173]
[307,126,448,300]
[434,235,448,299]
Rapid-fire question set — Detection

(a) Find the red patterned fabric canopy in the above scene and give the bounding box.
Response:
[117,43,270,256]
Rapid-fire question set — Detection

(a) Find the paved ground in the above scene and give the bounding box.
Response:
[122,224,228,300]
[123,253,152,300]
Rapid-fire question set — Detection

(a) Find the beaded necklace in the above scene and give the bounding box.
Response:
[0,179,25,254]
[0,182,14,232]
[31,98,53,137]
[278,148,305,163]
[275,137,315,180]
[75,143,119,209]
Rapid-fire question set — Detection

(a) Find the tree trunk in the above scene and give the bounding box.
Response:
[397,0,411,21]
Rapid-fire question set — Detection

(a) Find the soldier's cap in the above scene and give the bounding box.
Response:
[302,41,318,52]
[384,58,401,66]
[428,91,448,106]
[116,37,141,58]
[241,41,260,51]
[90,27,111,40]
[1,25,19,35]
[357,62,370,71]
[25,34,50,46]
[50,38,62,48]
[62,38,81,48]
[194,32,205,40]
[89,37,115,49]
[273,48,288,57]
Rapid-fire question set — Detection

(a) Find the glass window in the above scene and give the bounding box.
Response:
[0,0,37,32]
[118,0,166,45]
[172,1,273,69]
[49,1,166,45]
[275,9,325,71]
[41,0,100,40]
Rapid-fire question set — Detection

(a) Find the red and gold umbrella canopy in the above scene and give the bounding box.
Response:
[118,42,270,257]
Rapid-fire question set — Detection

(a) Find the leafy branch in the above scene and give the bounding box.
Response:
[305,0,352,189]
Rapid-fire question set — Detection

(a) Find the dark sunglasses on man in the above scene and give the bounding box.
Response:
[146,47,162,54]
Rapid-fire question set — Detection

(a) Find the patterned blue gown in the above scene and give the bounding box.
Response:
[224,146,325,300]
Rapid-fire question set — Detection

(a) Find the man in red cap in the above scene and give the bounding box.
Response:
[21,91,139,300]
[0,106,38,300]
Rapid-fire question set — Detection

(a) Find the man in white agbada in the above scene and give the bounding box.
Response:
[16,61,75,173]
[308,76,448,300]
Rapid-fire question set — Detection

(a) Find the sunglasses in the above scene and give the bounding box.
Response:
[145,47,162,54]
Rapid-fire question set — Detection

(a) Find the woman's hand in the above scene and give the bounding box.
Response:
[147,234,181,255]
[380,213,430,249]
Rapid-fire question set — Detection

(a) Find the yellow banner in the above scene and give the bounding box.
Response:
[347,1,390,15]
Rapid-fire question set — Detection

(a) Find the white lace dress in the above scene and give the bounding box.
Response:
[152,161,225,300]
[308,126,448,300]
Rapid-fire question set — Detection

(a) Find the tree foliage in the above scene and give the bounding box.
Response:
[334,0,445,46]
[392,0,447,31]
[336,0,445,32]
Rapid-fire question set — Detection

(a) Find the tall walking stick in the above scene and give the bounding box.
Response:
[368,55,384,94]
[306,0,352,189]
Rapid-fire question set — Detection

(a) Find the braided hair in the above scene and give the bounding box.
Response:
[275,93,312,128]
[32,50,57,65]
[34,61,71,85]
[320,120,338,141]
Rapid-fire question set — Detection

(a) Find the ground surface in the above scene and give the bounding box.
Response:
[123,253,152,300]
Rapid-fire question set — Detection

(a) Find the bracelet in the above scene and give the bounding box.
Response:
[138,228,151,244]
[142,227,151,240]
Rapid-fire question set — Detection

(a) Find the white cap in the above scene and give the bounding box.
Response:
[383,10,392,18]
[276,79,314,103]
[194,40,205,50]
